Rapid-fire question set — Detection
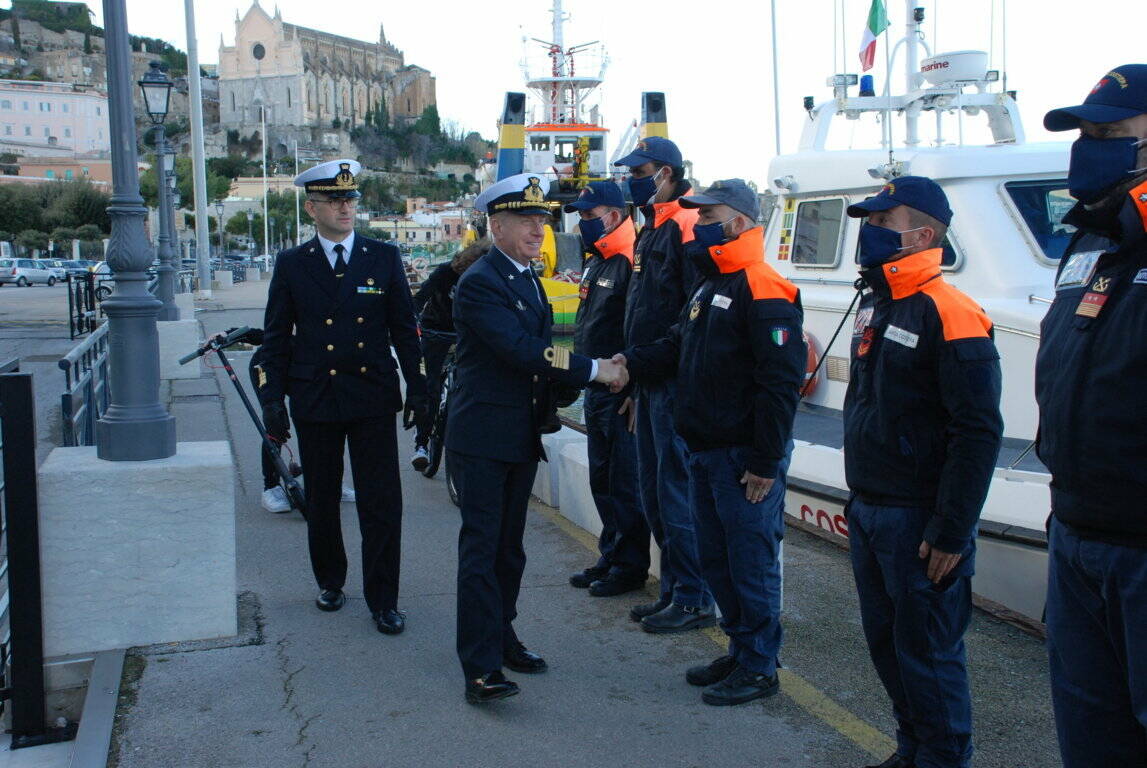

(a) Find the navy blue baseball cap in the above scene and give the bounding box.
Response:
[1045,64,1147,131]
[679,179,760,221]
[846,175,953,227]
[613,136,683,168]
[563,180,626,212]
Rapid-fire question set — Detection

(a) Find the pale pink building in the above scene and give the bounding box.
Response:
[0,79,110,156]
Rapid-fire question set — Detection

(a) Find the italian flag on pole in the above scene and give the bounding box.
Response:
[859,0,890,72]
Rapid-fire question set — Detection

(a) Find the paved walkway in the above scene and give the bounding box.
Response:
[5,279,1059,767]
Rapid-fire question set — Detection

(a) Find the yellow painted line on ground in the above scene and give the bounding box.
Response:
[539,504,895,760]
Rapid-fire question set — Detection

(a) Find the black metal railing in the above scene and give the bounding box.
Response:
[58,323,110,447]
[0,360,75,748]
[65,273,100,340]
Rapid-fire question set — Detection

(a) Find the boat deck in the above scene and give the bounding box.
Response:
[106,297,1062,767]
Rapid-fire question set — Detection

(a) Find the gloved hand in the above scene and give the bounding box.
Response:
[262,401,290,442]
[222,327,265,346]
[403,393,429,431]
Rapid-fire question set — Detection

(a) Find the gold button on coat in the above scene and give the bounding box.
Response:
[329,369,337,376]
[356,317,364,324]
[326,344,334,351]
[357,342,364,349]
[360,366,367,373]
[325,318,333,326]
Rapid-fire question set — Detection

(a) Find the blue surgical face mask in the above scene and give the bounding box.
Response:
[579,215,608,251]
[626,167,667,208]
[1068,135,1146,204]
[857,223,924,268]
[692,217,736,250]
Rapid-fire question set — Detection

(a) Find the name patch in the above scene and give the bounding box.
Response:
[884,325,919,349]
[1056,250,1102,291]
[595,277,614,289]
[1134,269,1147,285]
[711,294,732,309]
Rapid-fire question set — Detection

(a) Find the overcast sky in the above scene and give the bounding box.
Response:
[79,0,1145,185]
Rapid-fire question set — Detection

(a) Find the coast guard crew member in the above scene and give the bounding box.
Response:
[447,173,627,704]
[615,136,716,633]
[564,181,649,598]
[1039,64,1147,768]
[844,177,1002,768]
[620,179,804,706]
[258,159,428,636]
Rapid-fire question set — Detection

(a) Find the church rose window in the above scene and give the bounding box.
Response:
[252,43,266,61]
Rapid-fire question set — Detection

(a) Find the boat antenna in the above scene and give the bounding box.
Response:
[771,0,782,156]
[1001,0,1008,94]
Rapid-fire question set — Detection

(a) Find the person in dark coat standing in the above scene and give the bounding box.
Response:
[446,173,627,704]
[563,181,648,597]
[258,159,427,636]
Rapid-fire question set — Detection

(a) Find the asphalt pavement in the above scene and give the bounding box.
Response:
[0,280,1062,767]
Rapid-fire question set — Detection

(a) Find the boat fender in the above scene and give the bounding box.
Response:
[802,330,821,397]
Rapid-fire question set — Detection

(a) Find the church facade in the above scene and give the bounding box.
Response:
[217,2,436,142]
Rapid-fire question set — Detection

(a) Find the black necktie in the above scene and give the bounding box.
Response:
[333,244,347,279]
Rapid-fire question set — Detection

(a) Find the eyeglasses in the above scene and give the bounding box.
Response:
[309,197,358,209]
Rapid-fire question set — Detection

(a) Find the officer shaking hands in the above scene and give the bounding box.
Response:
[844,177,1002,768]
[258,159,427,636]
[447,173,626,705]
[1038,64,1147,768]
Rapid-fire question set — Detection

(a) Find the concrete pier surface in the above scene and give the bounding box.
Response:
[1,280,1061,767]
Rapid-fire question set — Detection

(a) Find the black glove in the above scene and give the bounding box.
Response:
[403,393,429,431]
[262,401,290,442]
[223,327,265,346]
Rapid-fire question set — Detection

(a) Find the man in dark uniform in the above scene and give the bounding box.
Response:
[447,173,627,703]
[258,159,427,636]
[843,178,1003,768]
[564,181,649,598]
[615,137,716,634]
[1039,65,1147,768]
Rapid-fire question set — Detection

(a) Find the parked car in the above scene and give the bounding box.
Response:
[37,259,68,281]
[0,258,56,286]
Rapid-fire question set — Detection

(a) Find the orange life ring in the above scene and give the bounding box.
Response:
[802,330,821,397]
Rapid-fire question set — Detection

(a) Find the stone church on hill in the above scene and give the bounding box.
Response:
[217,1,436,144]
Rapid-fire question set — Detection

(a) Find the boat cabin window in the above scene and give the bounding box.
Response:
[1004,180,1075,263]
[555,138,578,163]
[529,136,551,151]
[792,198,845,267]
[586,137,603,151]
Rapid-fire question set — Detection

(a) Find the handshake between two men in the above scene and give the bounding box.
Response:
[591,353,629,392]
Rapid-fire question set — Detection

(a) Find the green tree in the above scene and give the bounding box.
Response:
[11,13,21,51]
[140,156,230,209]
[413,105,440,136]
[75,224,102,241]
[83,30,92,54]
[16,228,48,254]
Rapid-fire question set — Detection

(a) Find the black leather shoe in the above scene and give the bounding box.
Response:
[686,654,737,687]
[465,671,520,704]
[315,589,345,612]
[588,573,646,597]
[569,565,609,589]
[372,608,405,635]
[629,596,671,622]
[503,641,547,674]
[701,664,779,706]
[864,755,916,768]
[641,602,716,634]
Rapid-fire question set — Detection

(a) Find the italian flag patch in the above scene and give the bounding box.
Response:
[771,326,790,346]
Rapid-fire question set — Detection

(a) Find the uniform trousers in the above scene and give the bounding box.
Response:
[451,450,537,679]
[293,416,401,614]
[848,499,975,768]
[688,444,788,676]
[1046,517,1147,768]
[633,380,712,608]
[583,387,648,578]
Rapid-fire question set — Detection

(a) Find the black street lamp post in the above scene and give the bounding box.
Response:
[95,0,176,460]
[139,61,178,321]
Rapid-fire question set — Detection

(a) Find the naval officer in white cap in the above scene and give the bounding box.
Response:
[448,173,628,703]
[257,158,428,635]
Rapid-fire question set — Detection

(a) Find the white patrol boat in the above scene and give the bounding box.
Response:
[767,1,1067,626]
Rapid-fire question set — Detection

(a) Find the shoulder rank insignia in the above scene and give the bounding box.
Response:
[544,345,571,370]
[255,364,267,389]
[1076,274,1114,318]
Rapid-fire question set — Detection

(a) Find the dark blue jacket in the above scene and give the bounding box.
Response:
[447,246,593,463]
[844,249,1003,553]
[573,217,635,360]
[625,228,805,477]
[623,190,701,351]
[1036,179,1147,547]
[259,234,426,423]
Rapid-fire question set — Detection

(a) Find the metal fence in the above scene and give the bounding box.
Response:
[65,273,101,340]
[0,359,75,748]
[58,323,110,447]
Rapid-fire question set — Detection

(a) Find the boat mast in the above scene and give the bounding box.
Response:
[904,0,922,147]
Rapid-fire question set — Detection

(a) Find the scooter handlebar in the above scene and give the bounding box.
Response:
[179,325,254,365]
